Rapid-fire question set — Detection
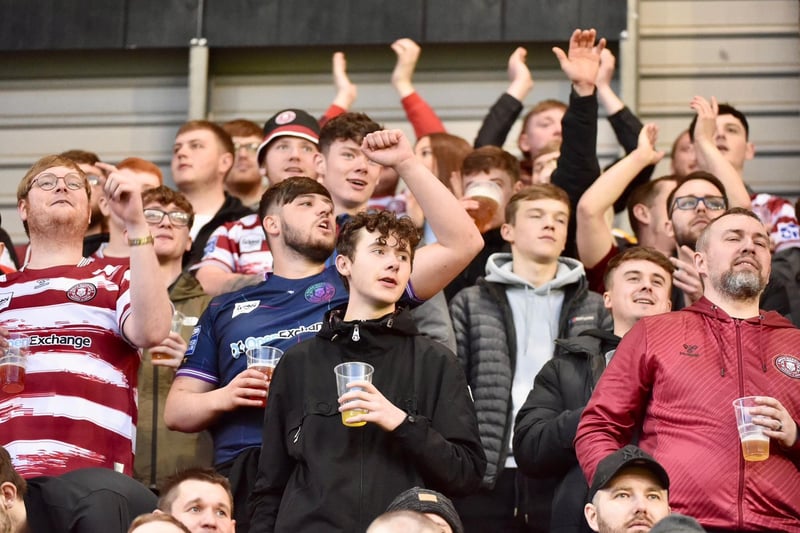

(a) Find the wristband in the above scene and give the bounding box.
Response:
[128,235,154,247]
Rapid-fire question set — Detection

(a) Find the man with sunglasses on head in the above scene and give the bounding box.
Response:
[0,154,172,478]
[664,171,730,310]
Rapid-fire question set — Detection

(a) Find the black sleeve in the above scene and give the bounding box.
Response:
[0,227,19,268]
[606,106,656,213]
[513,359,583,478]
[474,93,524,148]
[551,89,601,258]
[248,364,296,533]
[388,349,486,496]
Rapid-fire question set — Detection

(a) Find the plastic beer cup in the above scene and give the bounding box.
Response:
[732,396,770,462]
[463,180,504,229]
[334,362,375,427]
[1,333,31,394]
[151,310,186,361]
[246,346,283,407]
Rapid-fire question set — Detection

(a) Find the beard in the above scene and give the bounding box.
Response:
[282,220,334,264]
[713,267,767,300]
[596,513,654,533]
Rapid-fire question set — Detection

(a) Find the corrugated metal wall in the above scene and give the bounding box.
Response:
[1,0,798,244]
[638,0,800,194]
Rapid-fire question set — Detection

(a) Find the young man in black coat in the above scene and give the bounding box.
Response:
[513,247,674,533]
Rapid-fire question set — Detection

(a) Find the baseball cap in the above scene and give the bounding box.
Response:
[589,445,670,500]
[256,109,320,165]
[386,487,463,533]
[650,514,706,533]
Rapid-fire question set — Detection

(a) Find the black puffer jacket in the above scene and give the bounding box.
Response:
[513,330,620,533]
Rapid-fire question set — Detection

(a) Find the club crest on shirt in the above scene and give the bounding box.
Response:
[305,282,335,304]
[774,355,800,379]
[66,282,97,303]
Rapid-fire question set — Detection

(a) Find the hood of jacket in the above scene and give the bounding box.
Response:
[483,252,585,292]
[318,305,419,344]
[683,296,796,329]
[682,296,797,376]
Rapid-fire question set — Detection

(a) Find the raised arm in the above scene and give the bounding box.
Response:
[390,38,446,138]
[474,46,533,148]
[690,95,751,208]
[549,28,605,257]
[97,162,171,348]
[361,130,483,299]
[577,124,664,268]
[319,52,357,127]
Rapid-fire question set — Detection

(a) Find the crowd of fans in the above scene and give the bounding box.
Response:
[1,26,798,533]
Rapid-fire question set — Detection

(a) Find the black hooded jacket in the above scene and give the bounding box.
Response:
[249,305,486,533]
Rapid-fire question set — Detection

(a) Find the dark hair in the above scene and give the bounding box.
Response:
[0,446,27,497]
[318,112,381,154]
[157,467,233,514]
[665,171,728,217]
[461,145,520,185]
[603,246,675,290]
[59,149,100,166]
[505,183,570,225]
[222,118,262,139]
[176,120,235,156]
[688,103,749,141]
[336,210,420,291]
[258,176,332,219]
[127,513,191,533]
[426,133,472,192]
[141,185,195,228]
[695,207,764,253]
[626,175,679,236]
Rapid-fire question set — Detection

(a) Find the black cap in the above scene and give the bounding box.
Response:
[650,514,706,533]
[386,487,463,533]
[256,109,320,165]
[589,445,670,500]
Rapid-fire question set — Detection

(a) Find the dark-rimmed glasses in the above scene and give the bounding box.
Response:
[670,195,727,214]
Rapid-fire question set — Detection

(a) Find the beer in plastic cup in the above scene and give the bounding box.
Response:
[463,180,504,229]
[152,310,186,361]
[732,396,770,462]
[1,333,31,394]
[334,362,375,427]
[246,346,283,407]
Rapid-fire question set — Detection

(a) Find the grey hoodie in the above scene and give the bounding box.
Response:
[484,251,586,464]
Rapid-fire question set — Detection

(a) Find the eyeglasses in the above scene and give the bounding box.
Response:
[234,142,260,153]
[86,174,105,187]
[29,173,85,192]
[670,195,727,214]
[143,208,191,227]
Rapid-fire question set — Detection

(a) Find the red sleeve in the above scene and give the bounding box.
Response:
[401,92,446,139]
[319,104,346,128]
[585,244,618,294]
[574,319,654,482]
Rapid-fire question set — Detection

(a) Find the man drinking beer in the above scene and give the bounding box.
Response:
[576,207,800,532]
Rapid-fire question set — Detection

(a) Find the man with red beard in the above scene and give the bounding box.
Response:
[0,154,172,477]
[576,208,800,532]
